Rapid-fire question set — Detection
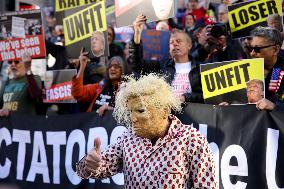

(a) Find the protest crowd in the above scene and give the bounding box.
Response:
[0,0,284,189]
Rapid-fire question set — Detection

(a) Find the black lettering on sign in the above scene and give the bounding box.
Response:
[93,3,103,30]
[239,9,249,25]
[258,2,268,18]
[64,3,104,45]
[83,9,91,34]
[239,63,250,82]
[204,63,251,93]
[59,0,67,9]
[215,70,227,90]
[74,14,85,37]
[234,66,241,84]
[232,13,241,28]
[205,74,216,92]
[231,0,279,29]
[65,19,75,40]
[248,6,259,21]
[226,67,234,87]
[266,0,278,15]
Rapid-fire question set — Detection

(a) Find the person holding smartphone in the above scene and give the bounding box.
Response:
[72,48,126,116]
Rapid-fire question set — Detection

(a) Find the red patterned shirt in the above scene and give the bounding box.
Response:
[76,115,218,188]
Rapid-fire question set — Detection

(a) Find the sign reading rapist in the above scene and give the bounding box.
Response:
[141,30,170,61]
[200,58,264,104]
[55,0,103,12]
[0,104,284,189]
[228,0,283,38]
[0,10,46,61]
[62,1,109,58]
[43,69,77,103]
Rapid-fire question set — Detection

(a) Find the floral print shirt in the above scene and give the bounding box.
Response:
[76,115,218,188]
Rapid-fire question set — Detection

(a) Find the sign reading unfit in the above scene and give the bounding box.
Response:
[200,58,264,104]
[228,0,283,38]
[63,1,106,46]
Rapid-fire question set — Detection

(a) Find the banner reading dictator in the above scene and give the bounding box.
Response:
[0,104,284,189]
[0,9,46,61]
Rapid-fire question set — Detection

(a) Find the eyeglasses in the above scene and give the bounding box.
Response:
[7,60,20,65]
[249,44,276,53]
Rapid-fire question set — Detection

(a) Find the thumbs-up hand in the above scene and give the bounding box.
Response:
[85,138,102,174]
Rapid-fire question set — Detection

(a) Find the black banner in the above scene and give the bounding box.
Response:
[0,104,284,188]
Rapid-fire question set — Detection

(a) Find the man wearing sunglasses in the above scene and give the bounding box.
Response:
[0,53,42,116]
[250,26,284,111]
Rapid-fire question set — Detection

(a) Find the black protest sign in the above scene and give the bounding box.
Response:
[228,0,283,39]
[200,58,264,104]
[62,1,109,58]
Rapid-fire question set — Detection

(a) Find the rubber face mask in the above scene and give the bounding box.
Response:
[127,96,169,139]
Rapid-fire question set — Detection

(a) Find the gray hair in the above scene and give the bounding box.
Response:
[107,56,126,74]
[267,13,282,23]
[251,26,282,46]
[171,29,192,44]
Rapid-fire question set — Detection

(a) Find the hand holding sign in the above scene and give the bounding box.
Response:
[133,14,147,44]
[85,138,102,175]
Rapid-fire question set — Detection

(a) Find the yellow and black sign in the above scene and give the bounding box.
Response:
[201,58,264,100]
[106,4,114,15]
[63,1,106,46]
[228,0,282,38]
[55,0,103,12]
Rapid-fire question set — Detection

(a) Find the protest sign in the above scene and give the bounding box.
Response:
[43,69,77,103]
[62,1,109,58]
[106,1,115,25]
[0,9,46,61]
[55,0,103,12]
[200,58,264,104]
[141,29,170,61]
[114,26,134,42]
[115,0,175,27]
[228,0,283,38]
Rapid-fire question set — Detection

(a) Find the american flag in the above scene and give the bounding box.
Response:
[269,68,284,93]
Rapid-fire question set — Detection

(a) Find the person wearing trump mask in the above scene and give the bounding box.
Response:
[76,74,218,188]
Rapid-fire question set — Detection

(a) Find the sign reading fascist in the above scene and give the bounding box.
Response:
[200,58,264,104]
[228,0,283,38]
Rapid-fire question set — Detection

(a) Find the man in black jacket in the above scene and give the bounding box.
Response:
[128,14,203,103]
[250,26,284,111]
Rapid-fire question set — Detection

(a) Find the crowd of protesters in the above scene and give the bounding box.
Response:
[1,0,284,117]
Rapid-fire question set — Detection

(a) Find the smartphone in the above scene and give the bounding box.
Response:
[82,47,90,57]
